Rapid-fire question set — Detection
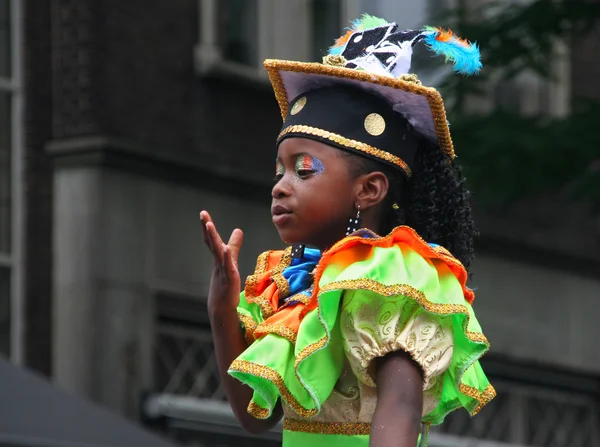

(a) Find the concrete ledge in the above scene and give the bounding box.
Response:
[45,136,600,277]
[141,394,529,447]
[46,136,272,202]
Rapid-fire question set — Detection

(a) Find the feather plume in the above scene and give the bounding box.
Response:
[422,26,482,75]
[329,14,390,55]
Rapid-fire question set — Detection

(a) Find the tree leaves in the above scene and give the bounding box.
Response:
[432,0,600,210]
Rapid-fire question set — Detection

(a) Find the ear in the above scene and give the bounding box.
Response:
[355,171,389,210]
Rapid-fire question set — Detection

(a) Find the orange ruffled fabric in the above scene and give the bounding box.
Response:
[241,226,474,346]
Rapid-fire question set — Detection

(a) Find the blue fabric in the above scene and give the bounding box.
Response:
[281,248,321,304]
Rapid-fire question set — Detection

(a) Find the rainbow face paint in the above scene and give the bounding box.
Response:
[276,160,285,177]
[295,154,325,175]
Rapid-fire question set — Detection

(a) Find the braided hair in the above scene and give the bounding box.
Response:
[342,139,477,270]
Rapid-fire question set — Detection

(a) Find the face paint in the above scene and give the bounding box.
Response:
[276,160,285,177]
[295,154,325,175]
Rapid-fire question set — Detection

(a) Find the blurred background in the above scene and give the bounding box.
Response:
[0,0,599,446]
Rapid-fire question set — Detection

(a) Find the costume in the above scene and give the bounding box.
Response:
[228,15,494,447]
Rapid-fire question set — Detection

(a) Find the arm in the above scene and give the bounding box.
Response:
[200,211,283,434]
[369,351,424,447]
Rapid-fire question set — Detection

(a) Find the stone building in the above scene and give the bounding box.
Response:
[1,1,599,446]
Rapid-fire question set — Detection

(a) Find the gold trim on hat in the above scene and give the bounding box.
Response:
[264,59,455,159]
[278,124,412,177]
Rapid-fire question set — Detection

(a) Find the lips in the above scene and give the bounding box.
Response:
[271,204,292,216]
[271,204,293,226]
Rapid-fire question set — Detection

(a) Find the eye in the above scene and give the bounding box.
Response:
[273,173,284,183]
[296,169,314,177]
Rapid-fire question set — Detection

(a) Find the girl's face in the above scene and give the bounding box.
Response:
[272,137,357,250]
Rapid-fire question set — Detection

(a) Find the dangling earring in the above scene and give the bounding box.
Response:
[291,244,305,259]
[346,205,361,236]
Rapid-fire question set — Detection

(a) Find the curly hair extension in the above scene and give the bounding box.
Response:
[342,139,477,270]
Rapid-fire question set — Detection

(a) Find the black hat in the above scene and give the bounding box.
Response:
[266,14,482,178]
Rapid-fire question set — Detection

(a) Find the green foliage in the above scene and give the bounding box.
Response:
[431,0,600,209]
[451,102,600,206]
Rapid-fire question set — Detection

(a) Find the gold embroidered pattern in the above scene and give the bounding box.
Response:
[248,401,270,419]
[294,336,327,372]
[319,279,489,346]
[364,113,386,136]
[229,359,318,418]
[398,73,422,85]
[271,247,293,300]
[278,125,411,177]
[322,54,347,67]
[264,59,455,159]
[459,383,497,415]
[255,322,298,344]
[244,250,271,299]
[283,418,371,436]
[237,311,257,346]
[244,248,293,319]
[253,295,276,321]
[321,278,494,414]
[307,224,473,308]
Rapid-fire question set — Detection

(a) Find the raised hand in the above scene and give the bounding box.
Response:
[200,210,244,315]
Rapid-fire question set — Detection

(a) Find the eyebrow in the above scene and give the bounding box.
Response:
[276,151,324,163]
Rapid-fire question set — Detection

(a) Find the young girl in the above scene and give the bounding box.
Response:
[200,15,494,447]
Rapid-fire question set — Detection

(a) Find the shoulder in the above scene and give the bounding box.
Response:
[314,226,474,304]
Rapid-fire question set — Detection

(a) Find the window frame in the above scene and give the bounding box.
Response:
[194,0,362,82]
[0,0,24,363]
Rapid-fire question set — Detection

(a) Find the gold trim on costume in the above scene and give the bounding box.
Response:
[278,125,411,177]
[283,418,371,436]
[244,247,293,319]
[235,227,493,420]
[229,359,319,418]
[318,278,494,414]
[248,401,270,419]
[254,322,298,344]
[237,311,257,346]
[270,247,293,300]
[459,383,497,415]
[264,59,455,159]
[319,279,489,346]
[244,250,271,299]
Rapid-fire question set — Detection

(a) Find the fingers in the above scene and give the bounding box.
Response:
[223,245,235,275]
[200,211,226,264]
[227,229,244,265]
[199,211,211,247]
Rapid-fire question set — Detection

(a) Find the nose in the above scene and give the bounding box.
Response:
[272,175,292,200]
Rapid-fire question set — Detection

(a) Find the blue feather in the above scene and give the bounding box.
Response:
[422,28,482,75]
[328,45,343,56]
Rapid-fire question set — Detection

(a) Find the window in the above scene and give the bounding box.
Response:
[195,0,430,81]
[435,380,600,446]
[154,293,226,400]
[0,0,22,361]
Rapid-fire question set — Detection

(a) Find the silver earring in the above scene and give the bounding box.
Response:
[346,205,361,236]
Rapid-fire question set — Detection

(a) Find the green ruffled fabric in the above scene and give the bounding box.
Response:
[229,242,492,426]
[282,431,369,447]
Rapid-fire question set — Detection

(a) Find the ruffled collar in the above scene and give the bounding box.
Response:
[280,248,321,305]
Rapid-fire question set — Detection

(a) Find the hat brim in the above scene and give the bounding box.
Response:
[264,59,454,159]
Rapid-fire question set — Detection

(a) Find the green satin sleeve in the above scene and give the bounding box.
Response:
[236,291,264,345]
[228,240,494,425]
[328,245,493,425]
